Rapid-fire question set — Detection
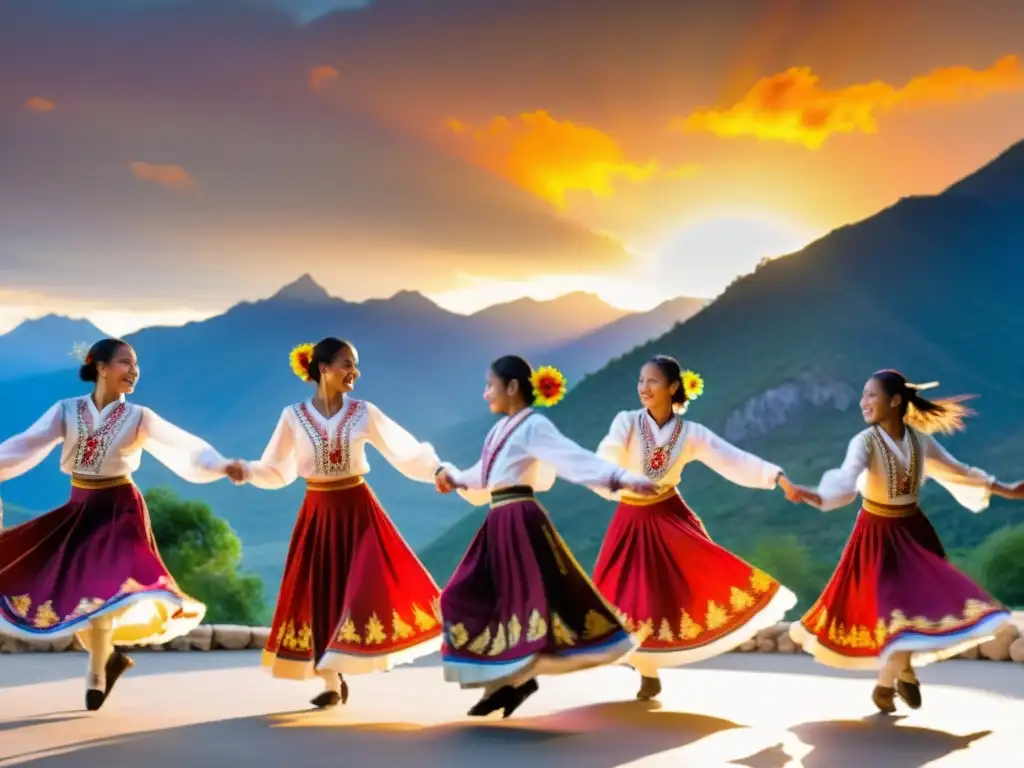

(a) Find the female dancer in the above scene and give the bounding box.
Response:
[787,370,1024,713]
[434,355,659,718]
[233,337,445,708]
[0,338,240,711]
[591,355,808,701]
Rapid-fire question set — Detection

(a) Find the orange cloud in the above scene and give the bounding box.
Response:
[129,162,195,192]
[309,65,339,91]
[676,54,1024,149]
[24,96,56,112]
[446,110,663,208]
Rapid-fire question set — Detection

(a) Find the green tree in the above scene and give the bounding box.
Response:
[967,525,1024,609]
[745,535,833,615]
[145,487,268,625]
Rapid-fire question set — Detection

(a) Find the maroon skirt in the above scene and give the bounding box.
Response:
[263,477,442,679]
[593,489,796,672]
[791,499,1010,669]
[0,476,205,647]
[440,486,636,688]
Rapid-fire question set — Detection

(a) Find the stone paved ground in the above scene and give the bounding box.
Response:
[1,652,1022,767]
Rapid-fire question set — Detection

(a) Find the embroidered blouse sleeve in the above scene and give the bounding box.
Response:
[526,416,639,490]
[243,408,299,490]
[920,432,994,513]
[139,408,230,484]
[591,411,632,500]
[815,432,871,512]
[365,403,442,483]
[686,422,782,490]
[0,402,65,482]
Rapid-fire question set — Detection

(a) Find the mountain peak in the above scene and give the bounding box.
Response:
[270,273,334,303]
[942,137,1024,205]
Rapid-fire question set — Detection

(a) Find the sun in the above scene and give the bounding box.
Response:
[646,212,818,299]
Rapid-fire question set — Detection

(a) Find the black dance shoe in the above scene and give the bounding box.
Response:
[636,676,662,701]
[85,651,135,711]
[310,676,349,709]
[501,678,539,718]
[895,670,922,709]
[871,684,897,714]
[467,685,514,717]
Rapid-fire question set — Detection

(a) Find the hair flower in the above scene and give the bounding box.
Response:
[531,365,567,407]
[70,342,91,364]
[289,343,315,383]
[681,370,704,400]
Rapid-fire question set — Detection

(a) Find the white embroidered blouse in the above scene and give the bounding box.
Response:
[240,396,442,489]
[0,396,231,483]
[440,408,648,507]
[594,409,782,502]
[815,425,995,512]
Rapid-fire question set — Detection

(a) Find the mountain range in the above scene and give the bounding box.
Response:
[420,137,1024,581]
[0,315,109,381]
[0,283,704,588]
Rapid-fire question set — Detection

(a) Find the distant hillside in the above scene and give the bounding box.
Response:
[0,277,692,590]
[469,292,631,349]
[421,137,1024,582]
[0,315,108,382]
[540,295,707,382]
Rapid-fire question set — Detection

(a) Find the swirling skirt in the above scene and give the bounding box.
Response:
[0,476,205,648]
[440,486,636,688]
[790,500,1010,669]
[593,489,796,675]
[263,477,443,679]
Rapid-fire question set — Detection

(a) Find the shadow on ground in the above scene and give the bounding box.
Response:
[6,700,741,767]
[732,715,992,768]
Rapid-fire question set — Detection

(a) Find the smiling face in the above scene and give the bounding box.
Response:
[97,344,139,395]
[860,376,901,425]
[484,368,516,414]
[320,344,360,393]
[637,362,678,411]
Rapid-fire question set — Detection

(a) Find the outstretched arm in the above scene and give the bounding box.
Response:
[239,408,299,490]
[590,411,632,500]
[687,422,783,489]
[365,403,442,483]
[526,417,652,494]
[920,432,997,512]
[0,403,65,482]
[140,408,230,484]
[813,433,871,511]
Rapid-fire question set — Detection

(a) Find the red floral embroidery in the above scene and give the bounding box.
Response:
[639,412,684,482]
[74,399,129,472]
[294,400,361,475]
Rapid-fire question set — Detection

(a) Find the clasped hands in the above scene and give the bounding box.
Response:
[777,474,822,507]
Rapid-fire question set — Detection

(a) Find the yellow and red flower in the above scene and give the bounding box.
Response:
[681,370,704,400]
[531,365,567,408]
[289,343,315,383]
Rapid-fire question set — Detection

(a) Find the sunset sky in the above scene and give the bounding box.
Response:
[1,0,1023,334]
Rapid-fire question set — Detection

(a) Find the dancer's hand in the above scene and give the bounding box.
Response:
[994,479,1024,500]
[779,478,821,507]
[624,478,660,497]
[224,461,247,484]
[434,469,456,494]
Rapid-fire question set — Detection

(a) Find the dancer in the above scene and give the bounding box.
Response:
[786,370,1024,713]
[434,355,659,718]
[0,338,240,711]
[234,337,445,708]
[591,355,807,701]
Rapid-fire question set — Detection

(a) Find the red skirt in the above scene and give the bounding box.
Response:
[0,476,205,647]
[592,489,796,674]
[791,500,1010,670]
[263,477,443,679]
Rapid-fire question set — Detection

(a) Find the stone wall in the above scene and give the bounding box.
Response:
[4,614,1024,661]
